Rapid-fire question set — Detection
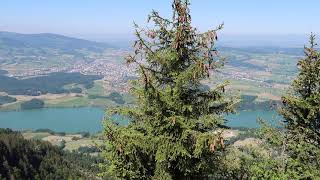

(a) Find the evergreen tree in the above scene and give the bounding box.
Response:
[244,34,320,179]
[0,128,103,179]
[277,34,320,177]
[101,0,235,179]
[280,34,320,143]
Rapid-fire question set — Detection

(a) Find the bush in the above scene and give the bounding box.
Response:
[0,95,17,105]
[78,146,100,154]
[34,128,55,135]
[107,92,125,104]
[21,99,44,110]
[69,87,82,93]
[72,136,81,141]
[54,132,66,136]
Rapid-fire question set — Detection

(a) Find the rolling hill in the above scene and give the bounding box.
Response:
[0,31,112,52]
[0,31,115,70]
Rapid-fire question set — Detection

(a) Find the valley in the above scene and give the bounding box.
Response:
[0,32,303,112]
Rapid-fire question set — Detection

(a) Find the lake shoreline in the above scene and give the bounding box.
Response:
[0,105,108,112]
[0,107,281,133]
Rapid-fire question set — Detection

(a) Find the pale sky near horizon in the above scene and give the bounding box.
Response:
[0,0,319,39]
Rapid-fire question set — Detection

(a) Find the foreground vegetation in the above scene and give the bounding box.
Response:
[0,128,105,179]
[215,34,320,179]
[102,0,236,179]
[100,0,320,179]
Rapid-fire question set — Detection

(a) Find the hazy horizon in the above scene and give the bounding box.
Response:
[1,0,319,37]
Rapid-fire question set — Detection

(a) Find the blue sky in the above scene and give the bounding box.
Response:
[0,0,319,39]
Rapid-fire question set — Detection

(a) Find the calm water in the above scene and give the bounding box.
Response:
[0,107,105,133]
[226,110,282,128]
[0,108,281,133]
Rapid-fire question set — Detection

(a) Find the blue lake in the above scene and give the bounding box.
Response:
[0,107,282,133]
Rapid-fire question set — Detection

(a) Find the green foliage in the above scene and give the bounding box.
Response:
[88,91,126,104]
[34,129,80,137]
[237,95,279,111]
[210,35,320,180]
[0,72,102,95]
[241,95,258,103]
[69,87,83,93]
[0,128,103,179]
[275,34,320,178]
[101,0,236,179]
[228,35,320,179]
[78,146,100,154]
[280,34,320,142]
[34,128,55,134]
[107,92,125,104]
[21,99,45,110]
[0,95,16,105]
[213,123,295,179]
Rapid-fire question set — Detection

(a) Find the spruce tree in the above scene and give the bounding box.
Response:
[278,34,320,177]
[248,34,320,179]
[101,0,235,179]
[280,34,320,143]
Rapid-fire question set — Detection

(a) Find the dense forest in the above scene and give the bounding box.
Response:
[0,128,105,180]
[0,72,102,95]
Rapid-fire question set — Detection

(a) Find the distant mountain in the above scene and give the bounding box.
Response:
[0,31,113,52]
[218,46,305,56]
[0,31,117,68]
[218,34,310,48]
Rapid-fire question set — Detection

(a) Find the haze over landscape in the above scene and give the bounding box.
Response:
[1,0,319,44]
[0,0,319,179]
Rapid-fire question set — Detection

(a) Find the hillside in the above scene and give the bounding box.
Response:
[0,31,306,106]
[0,72,103,95]
[0,128,104,179]
[0,31,117,76]
[0,31,112,52]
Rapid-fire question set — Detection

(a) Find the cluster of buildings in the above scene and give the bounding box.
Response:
[72,59,137,93]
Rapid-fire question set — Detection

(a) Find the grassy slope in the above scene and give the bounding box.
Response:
[22,131,103,152]
[0,80,119,111]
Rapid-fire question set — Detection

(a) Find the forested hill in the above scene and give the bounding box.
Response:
[0,31,115,66]
[0,31,112,52]
[0,72,103,95]
[0,128,104,179]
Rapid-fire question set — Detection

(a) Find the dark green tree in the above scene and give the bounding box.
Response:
[280,34,320,143]
[240,34,320,179]
[212,35,320,180]
[0,128,103,179]
[277,34,320,178]
[20,99,45,110]
[101,0,235,179]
